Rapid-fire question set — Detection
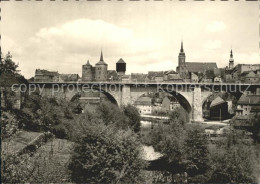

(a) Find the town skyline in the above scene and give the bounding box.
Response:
[2,1,259,79]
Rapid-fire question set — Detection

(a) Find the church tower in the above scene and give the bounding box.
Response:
[95,50,108,81]
[176,41,187,76]
[178,41,186,67]
[229,49,234,69]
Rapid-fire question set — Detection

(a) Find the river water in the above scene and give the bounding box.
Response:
[140,120,163,161]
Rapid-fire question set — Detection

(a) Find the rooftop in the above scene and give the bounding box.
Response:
[237,94,260,105]
[186,62,218,73]
[117,58,126,64]
[210,96,225,107]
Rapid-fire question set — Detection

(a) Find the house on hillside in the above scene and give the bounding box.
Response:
[59,74,80,82]
[163,70,182,82]
[34,69,59,82]
[236,94,260,116]
[240,71,259,83]
[134,96,153,114]
[161,96,180,112]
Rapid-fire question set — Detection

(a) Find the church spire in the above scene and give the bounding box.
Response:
[230,49,233,58]
[100,50,104,61]
[180,41,184,53]
[229,49,234,69]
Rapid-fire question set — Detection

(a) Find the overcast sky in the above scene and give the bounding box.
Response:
[1,1,259,78]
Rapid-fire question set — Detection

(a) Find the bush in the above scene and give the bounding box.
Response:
[150,109,210,180]
[1,112,19,139]
[123,104,141,132]
[208,129,259,183]
[68,121,147,183]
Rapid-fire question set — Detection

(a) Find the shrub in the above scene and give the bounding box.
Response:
[123,104,141,132]
[68,122,147,183]
[1,112,19,139]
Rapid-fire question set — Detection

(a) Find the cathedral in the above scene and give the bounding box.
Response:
[82,51,126,82]
[176,41,219,79]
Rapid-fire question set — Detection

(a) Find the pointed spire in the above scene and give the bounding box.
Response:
[230,49,233,58]
[180,41,184,53]
[100,50,104,61]
[86,60,90,65]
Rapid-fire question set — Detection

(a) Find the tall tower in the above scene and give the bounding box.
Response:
[82,60,93,81]
[116,58,126,76]
[95,50,108,81]
[178,41,186,67]
[176,41,187,76]
[229,49,234,69]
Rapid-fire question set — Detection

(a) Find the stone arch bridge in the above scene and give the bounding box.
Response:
[28,82,258,122]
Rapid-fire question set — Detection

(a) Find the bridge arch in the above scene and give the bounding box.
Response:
[202,91,238,119]
[132,90,192,116]
[70,88,118,106]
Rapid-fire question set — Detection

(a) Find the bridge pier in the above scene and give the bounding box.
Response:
[192,87,204,122]
[121,85,131,105]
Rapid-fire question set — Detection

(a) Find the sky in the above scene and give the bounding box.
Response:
[1,1,259,79]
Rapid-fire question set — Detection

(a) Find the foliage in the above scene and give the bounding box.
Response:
[123,104,141,132]
[144,170,188,184]
[0,52,18,75]
[184,124,210,180]
[15,93,77,138]
[208,129,259,183]
[0,52,28,110]
[96,101,141,132]
[1,139,71,183]
[1,112,19,140]
[168,106,190,125]
[151,108,210,180]
[68,120,147,183]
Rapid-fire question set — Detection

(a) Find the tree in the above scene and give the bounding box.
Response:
[123,104,141,132]
[184,124,210,182]
[0,52,27,110]
[0,52,18,74]
[96,101,137,130]
[168,106,190,126]
[68,120,147,183]
[151,108,210,181]
[208,129,259,183]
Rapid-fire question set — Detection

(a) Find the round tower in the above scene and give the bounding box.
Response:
[82,60,93,81]
[95,51,108,81]
[116,58,126,76]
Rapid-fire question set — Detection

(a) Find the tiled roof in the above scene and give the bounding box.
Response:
[186,62,218,73]
[85,60,91,66]
[107,70,119,80]
[147,71,164,79]
[117,58,125,63]
[96,60,107,65]
[131,73,148,81]
[134,97,152,105]
[237,95,260,105]
[210,96,225,107]
[35,69,59,76]
[240,71,257,78]
[164,70,178,75]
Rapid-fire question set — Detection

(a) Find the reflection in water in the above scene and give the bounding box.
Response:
[142,145,163,161]
[140,120,152,128]
[141,120,163,161]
